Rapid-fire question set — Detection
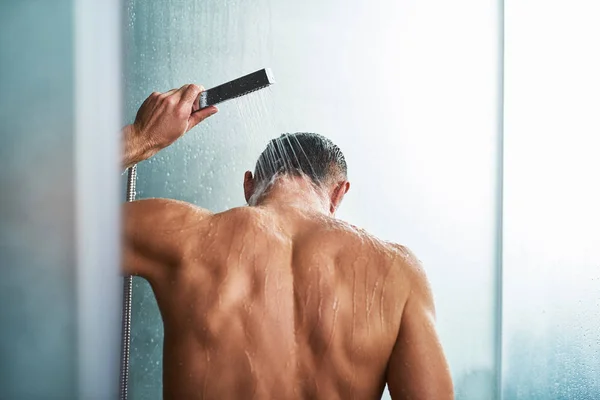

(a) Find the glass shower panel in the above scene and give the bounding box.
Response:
[124,0,501,398]
[1,2,122,398]
[0,1,76,397]
[503,1,600,398]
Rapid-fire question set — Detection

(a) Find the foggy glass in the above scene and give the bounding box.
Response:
[1,1,122,398]
[0,1,76,397]
[124,0,501,398]
[502,1,600,398]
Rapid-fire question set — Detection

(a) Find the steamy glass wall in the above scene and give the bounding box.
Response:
[0,2,76,397]
[1,1,122,398]
[124,0,501,398]
[502,1,600,398]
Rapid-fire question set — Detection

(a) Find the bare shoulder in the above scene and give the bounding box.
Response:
[124,198,213,257]
[318,218,418,272]
[325,218,407,256]
[125,198,214,240]
[126,197,212,218]
[388,244,426,277]
[386,244,432,298]
[329,221,430,294]
[123,198,212,280]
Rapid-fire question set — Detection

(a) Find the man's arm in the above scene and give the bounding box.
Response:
[386,250,454,400]
[121,83,217,281]
[122,84,218,169]
[123,198,211,283]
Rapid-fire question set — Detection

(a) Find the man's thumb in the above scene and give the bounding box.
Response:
[188,106,218,130]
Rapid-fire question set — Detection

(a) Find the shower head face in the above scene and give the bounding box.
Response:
[198,68,275,109]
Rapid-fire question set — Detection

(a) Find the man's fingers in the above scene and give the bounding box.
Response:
[188,106,218,130]
[161,88,178,97]
[170,84,190,102]
[159,85,188,105]
[181,84,204,108]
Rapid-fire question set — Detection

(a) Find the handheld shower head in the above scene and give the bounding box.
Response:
[198,68,275,109]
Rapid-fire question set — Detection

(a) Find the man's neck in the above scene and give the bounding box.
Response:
[253,176,331,215]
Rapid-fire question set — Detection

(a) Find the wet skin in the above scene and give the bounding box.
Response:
[124,192,453,399]
[122,85,453,399]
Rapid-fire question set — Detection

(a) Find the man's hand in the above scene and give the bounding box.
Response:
[122,84,218,169]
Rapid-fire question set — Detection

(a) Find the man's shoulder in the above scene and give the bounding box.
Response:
[386,245,430,295]
[313,218,410,261]
[324,218,404,251]
[127,197,213,220]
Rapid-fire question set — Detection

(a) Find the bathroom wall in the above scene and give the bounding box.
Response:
[502,1,600,398]
[124,0,501,398]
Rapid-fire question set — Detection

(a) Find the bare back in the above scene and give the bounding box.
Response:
[124,199,453,400]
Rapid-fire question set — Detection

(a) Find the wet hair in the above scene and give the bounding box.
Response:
[254,132,347,186]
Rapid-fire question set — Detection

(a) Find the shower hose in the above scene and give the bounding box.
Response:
[120,164,137,400]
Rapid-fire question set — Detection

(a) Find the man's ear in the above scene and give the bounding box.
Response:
[330,181,350,214]
[244,171,255,203]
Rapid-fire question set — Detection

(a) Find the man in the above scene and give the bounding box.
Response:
[122,84,454,399]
